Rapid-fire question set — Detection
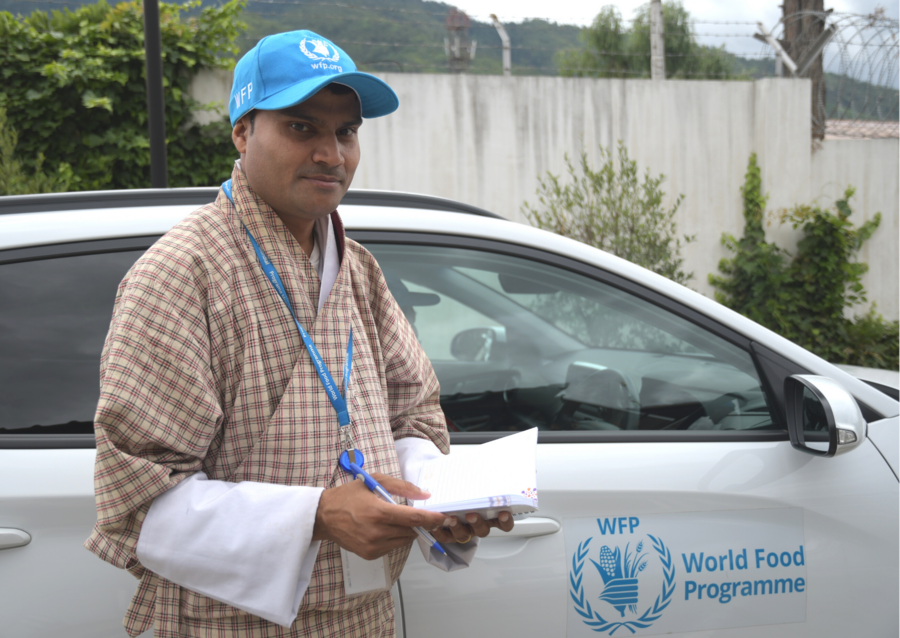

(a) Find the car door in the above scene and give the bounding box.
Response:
[0,238,159,638]
[360,235,899,638]
[0,233,409,638]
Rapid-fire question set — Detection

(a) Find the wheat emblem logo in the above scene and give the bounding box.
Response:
[570,535,675,635]
[299,38,340,62]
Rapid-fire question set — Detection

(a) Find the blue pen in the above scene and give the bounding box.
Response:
[339,450,447,556]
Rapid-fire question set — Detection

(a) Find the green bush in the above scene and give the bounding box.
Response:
[0,106,73,195]
[523,141,694,285]
[0,0,245,192]
[710,153,898,369]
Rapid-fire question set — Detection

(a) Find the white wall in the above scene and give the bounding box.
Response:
[192,71,899,320]
[810,139,899,320]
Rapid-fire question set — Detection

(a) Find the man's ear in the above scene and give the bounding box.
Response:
[232,116,250,154]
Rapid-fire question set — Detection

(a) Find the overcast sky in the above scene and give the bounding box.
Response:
[452,0,899,57]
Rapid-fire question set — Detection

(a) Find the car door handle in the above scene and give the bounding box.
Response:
[0,528,32,550]
[487,516,560,538]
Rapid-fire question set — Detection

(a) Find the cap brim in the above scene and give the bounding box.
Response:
[253,71,398,119]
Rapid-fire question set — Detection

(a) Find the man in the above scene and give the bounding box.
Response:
[85,30,513,637]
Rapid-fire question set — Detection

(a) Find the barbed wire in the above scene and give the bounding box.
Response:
[357,61,760,78]
[5,0,895,34]
[755,10,898,138]
[238,2,772,36]
[1,0,850,45]
[235,34,776,57]
[8,0,898,138]
[244,1,763,24]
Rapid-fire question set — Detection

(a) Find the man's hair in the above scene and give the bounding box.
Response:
[326,83,354,96]
[246,83,355,134]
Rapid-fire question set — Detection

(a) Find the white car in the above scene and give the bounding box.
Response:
[1,189,897,638]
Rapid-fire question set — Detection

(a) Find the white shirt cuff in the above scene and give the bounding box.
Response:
[135,473,323,627]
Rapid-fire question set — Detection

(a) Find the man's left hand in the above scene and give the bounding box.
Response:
[431,511,514,544]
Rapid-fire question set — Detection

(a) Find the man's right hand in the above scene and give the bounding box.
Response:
[312,473,449,560]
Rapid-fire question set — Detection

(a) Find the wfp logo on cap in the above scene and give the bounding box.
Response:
[300,38,340,62]
[233,82,253,110]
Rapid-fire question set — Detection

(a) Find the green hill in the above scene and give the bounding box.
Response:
[1,0,896,118]
[238,0,582,76]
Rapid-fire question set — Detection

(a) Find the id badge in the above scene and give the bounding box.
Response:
[340,547,391,596]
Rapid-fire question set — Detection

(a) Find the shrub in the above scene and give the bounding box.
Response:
[0,0,245,192]
[523,141,694,285]
[0,106,73,195]
[710,153,898,369]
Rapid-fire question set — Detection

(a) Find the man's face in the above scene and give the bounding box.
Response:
[232,87,362,224]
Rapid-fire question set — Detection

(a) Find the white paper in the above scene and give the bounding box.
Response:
[411,428,538,518]
[395,436,480,571]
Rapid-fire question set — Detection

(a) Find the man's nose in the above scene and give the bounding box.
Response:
[311,133,344,167]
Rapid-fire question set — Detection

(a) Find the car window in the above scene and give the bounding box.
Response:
[0,251,145,435]
[403,280,496,360]
[369,243,778,434]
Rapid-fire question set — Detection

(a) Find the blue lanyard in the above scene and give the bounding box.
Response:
[223,180,353,431]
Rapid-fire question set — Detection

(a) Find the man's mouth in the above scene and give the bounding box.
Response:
[302,175,343,189]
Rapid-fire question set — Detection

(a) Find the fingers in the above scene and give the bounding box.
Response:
[430,525,457,545]
[430,516,472,544]
[353,529,418,561]
[465,513,492,538]
[430,511,517,544]
[371,472,431,501]
[313,477,444,559]
[496,511,515,532]
[457,511,516,540]
[449,516,475,543]
[463,512,514,536]
[389,504,448,532]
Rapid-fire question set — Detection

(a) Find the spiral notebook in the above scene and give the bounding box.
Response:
[410,427,539,520]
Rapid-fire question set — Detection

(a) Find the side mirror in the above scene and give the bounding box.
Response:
[451,327,505,362]
[784,374,867,457]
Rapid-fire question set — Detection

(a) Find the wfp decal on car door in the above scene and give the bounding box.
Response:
[564,509,806,636]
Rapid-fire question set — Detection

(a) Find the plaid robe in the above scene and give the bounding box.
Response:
[85,165,449,637]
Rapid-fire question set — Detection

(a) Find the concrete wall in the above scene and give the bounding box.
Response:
[810,139,899,320]
[192,71,899,320]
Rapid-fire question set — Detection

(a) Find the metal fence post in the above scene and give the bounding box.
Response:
[143,0,168,188]
[491,14,511,77]
[650,0,666,80]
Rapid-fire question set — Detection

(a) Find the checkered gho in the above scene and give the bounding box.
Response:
[85,164,448,637]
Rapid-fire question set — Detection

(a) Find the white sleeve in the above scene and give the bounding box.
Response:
[135,473,323,628]
[395,437,479,572]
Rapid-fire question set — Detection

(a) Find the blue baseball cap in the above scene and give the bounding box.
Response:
[229,30,399,126]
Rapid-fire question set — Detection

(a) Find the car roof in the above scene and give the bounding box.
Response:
[0,188,503,218]
[2,188,897,418]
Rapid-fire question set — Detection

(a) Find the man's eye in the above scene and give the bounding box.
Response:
[341,128,358,137]
[290,123,310,132]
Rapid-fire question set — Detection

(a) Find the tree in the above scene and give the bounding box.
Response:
[558,2,733,79]
[556,6,632,78]
[523,141,694,285]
